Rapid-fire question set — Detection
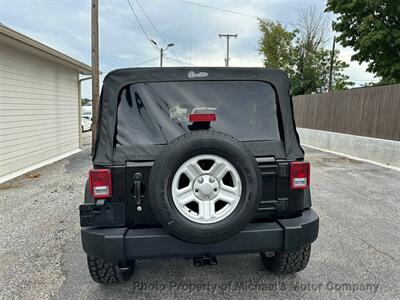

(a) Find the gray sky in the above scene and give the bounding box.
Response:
[0,0,378,98]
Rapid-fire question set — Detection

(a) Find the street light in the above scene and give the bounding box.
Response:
[151,40,175,67]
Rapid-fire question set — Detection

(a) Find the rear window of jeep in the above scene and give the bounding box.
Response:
[116,80,281,145]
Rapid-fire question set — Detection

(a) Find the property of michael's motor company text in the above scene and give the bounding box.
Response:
[131,280,380,294]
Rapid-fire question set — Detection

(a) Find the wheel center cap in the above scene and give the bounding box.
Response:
[193,175,219,200]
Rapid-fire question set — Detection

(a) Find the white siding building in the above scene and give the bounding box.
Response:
[0,24,91,183]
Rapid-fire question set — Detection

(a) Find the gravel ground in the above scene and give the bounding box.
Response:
[0,132,399,299]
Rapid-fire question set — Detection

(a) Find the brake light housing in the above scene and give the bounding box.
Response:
[290,162,310,190]
[89,169,112,198]
[189,113,216,123]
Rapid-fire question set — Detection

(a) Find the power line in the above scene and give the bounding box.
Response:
[179,0,259,19]
[134,0,180,60]
[219,37,226,53]
[126,0,159,54]
[165,55,195,66]
[165,55,196,66]
[134,0,166,42]
[178,0,296,27]
[135,56,159,66]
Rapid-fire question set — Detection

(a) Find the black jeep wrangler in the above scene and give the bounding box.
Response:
[80,67,319,283]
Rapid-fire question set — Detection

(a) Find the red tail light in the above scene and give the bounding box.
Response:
[189,113,216,122]
[89,169,112,198]
[290,162,310,190]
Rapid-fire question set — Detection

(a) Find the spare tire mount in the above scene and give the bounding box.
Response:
[148,130,263,244]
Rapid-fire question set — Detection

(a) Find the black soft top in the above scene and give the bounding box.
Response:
[93,67,303,165]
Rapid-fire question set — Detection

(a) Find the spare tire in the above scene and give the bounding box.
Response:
[148,130,262,244]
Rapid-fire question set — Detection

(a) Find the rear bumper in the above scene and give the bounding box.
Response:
[81,209,319,262]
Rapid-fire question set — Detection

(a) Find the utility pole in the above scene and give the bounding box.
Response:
[219,33,237,67]
[328,36,336,92]
[151,40,174,67]
[189,40,192,65]
[91,0,100,152]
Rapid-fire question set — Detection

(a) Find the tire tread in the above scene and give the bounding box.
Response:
[87,255,134,284]
[260,245,311,274]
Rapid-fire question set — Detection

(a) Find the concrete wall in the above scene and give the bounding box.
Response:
[293,85,400,141]
[297,128,400,167]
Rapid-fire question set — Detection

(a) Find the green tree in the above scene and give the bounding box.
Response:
[290,47,353,94]
[258,15,353,95]
[326,0,400,83]
[258,20,296,73]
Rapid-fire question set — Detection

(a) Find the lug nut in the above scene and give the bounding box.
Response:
[197,177,204,184]
[209,177,215,183]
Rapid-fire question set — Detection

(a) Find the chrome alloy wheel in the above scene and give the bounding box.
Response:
[171,154,242,224]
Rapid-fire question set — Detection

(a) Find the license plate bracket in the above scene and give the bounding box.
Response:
[79,203,126,227]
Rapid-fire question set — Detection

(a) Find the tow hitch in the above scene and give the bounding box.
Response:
[193,254,218,267]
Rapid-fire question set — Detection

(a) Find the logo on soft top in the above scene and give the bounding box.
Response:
[188,71,209,78]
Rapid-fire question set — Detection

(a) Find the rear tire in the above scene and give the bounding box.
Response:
[260,245,311,274]
[87,255,135,283]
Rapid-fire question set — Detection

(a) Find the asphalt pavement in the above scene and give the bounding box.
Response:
[0,132,399,299]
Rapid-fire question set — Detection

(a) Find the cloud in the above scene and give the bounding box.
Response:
[336,45,379,84]
[0,0,376,96]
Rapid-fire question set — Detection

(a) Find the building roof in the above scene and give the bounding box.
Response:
[0,23,92,75]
